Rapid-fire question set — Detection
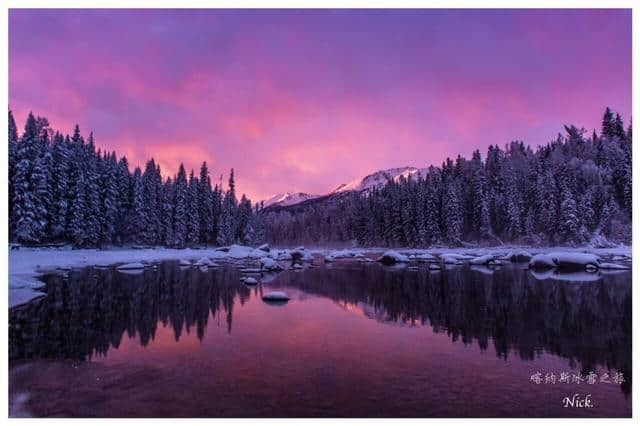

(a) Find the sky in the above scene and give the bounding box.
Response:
[9,9,632,202]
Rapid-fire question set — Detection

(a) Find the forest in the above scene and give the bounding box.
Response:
[8,108,632,248]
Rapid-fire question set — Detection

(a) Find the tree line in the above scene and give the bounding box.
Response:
[9,110,265,247]
[8,107,632,248]
[263,108,632,247]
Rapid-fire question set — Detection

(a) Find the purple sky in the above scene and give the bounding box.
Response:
[9,9,632,201]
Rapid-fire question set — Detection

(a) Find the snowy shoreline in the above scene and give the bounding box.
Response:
[8,244,632,308]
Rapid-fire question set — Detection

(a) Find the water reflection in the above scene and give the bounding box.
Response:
[9,260,631,395]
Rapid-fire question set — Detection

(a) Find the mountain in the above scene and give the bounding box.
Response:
[261,192,320,208]
[261,166,426,210]
[331,166,427,194]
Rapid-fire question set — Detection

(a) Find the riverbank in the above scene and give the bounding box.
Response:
[8,244,633,308]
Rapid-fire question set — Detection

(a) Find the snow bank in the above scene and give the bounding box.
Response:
[378,250,409,265]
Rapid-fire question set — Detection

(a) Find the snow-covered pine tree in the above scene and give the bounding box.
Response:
[187,170,200,245]
[49,132,71,239]
[83,132,102,244]
[8,110,18,239]
[12,113,40,243]
[173,164,188,248]
[99,152,119,245]
[130,167,146,244]
[142,159,160,244]
[161,177,175,246]
[601,107,615,140]
[198,162,214,244]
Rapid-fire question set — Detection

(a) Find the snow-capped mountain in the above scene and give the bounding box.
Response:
[331,166,427,194]
[262,192,320,208]
[262,166,427,209]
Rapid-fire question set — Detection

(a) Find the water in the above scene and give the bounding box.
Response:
[9,258,632,417]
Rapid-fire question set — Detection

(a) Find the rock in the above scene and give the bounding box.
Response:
[428,263,441,270]
[377,250,409,265]
[243,277,258,285]
[258,243,270,252]
[262,291,290,302]
[293,264,304,270]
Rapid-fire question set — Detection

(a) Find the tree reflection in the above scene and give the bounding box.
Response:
[9,261,631,395]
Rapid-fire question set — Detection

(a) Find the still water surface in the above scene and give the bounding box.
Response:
[9,258,632,417]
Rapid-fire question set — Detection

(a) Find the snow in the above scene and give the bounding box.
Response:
[262,291,290,302]
[243,277,258,285]
[179,259,192,266]
[293,264,304,269]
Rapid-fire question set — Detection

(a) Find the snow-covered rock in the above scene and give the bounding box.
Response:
[412,253,436,262]
[179,259,192,267]
[469,254,495,265]
[509,250,532,262]
[293,263,304,270]
[260,257,282,271]
[440,253,474,264]
[291,247,313,262]
[116,262,145,270]
[195,257,213,266]
[243,277,258,285]
[378,250,409,265]
[258,243,270,252]
[528,253,556,269]
[530,252,600,270]
[428,263,441,270]
[227,245,254,259]
[262,291,290,302]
